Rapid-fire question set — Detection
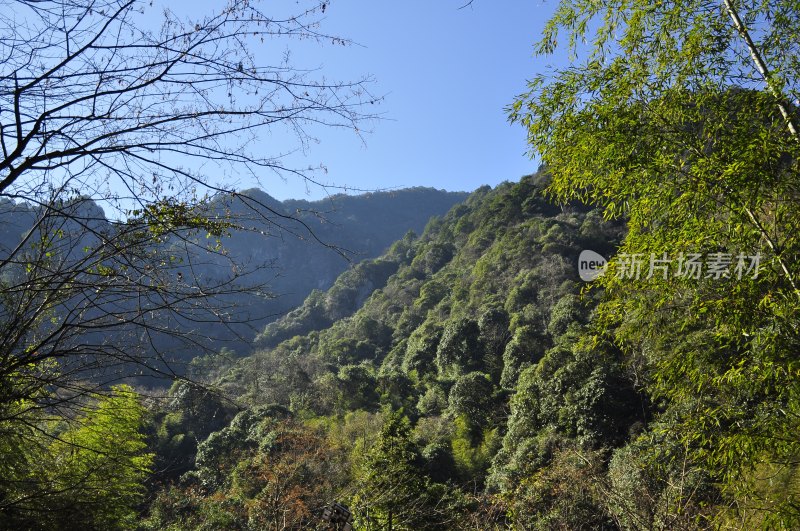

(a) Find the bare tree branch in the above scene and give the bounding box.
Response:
[0,0,377,516]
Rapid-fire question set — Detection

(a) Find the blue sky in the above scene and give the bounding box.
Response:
[163,1,561,201]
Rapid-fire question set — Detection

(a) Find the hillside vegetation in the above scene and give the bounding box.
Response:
[0,188,465,361]
[6,1,800,529]
[145,171,656,529]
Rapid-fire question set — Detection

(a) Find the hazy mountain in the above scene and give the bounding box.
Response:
[0,187,468,363]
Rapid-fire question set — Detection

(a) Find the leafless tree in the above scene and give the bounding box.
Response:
[0,0,374,477]
[1,0,374,205]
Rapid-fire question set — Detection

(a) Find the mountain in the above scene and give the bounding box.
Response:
[146,170,649,528]
[205,187,470,315]
[177,187,469,355]
[0,187,468,364]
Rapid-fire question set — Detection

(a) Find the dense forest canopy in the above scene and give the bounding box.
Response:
[145,171,638,529]
[2,0,800,529]
[510,0,800,526]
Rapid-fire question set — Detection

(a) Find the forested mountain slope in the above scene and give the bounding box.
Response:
[146,171,656,529]
[0,188,466,361]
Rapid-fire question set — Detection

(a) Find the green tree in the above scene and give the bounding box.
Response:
[146,418,342,531]
[54,386,154,529]
[477,308,511,382]
[447,372,495,431]
[489,341,640,495]
[435,317,483,379]
[605,420,722,530]
[450,414,500,485]
[1,385,153,529]
[337,364,380,411]
[150,381,235,481]
[500,324,545,390]
[353,411,456,530]
[402,320,443,377]
[512,0,800,523]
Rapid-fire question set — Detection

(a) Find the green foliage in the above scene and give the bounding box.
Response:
[131,199,233,240]
[500,324,545,390]
[55,386,153,528]
[161,172,628,527]
[511,0,800,523]
[376,370,418,412]
[490,341,641,494]
[477,308,511,382]
[413,241,455,277]
[546,294,585,338]
[352,410,459,530]
[435,317,483,379]
[1,386,153,530]
[505,444,612,530]
[149,381,236,481]
[606,427,720,530]
[402,320,443,377]
[256,256,404,350]
[145,417,342,530]
[337,364,379,411]
[133,3,800,524]
[447,372,496,430]
[416,385,448,416]
[450,415,501,484]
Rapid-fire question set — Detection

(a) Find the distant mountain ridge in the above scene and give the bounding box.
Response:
[0,187,468,361]
[198,187,470,334]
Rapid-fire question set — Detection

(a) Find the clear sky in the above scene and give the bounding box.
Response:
[162,1,561,201]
